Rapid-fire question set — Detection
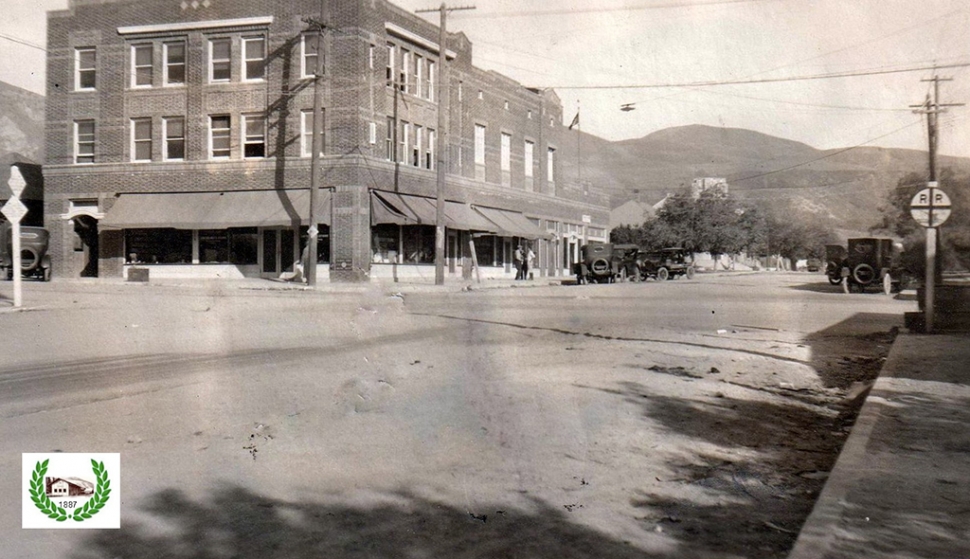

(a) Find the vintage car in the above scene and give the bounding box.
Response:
[824,244,848,285]
[838,237,901,294]
[636,248,695,281]
[573,242,641,284]
[0,223,52,281]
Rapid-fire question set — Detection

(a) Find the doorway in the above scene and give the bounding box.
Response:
[73,215,99,277]
[260,227,297,278]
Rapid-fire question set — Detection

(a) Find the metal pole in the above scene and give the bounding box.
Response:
[926,226,936,332]
[433,3,448,286]
[306,0,326,286]
[12,221,21,308]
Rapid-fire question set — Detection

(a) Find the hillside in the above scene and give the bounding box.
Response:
[561,124,970,232]
[0,82,44,162]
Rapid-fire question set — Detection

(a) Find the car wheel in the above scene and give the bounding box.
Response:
[631,265,641,282]
[685,266,695,280]
[842,277,850,294]
[20,247,40,272]
[853,263,876,286]
[828,275,842,285]
[657,267,669,281]
[882,272,892,296]
[43,266,51,282]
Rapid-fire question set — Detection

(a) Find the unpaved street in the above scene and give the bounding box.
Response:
[0,273,914,558]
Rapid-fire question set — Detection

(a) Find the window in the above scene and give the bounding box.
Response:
[125,229,191,264]
[426,60,435,101]
[403,226,434,263]
[302,34,320,79]
[547,147,555,182]
[474,124,486,181]
[76,48,96,90]
[426,129,435,170]
[504,100,509,110]
[243,37,266,81]
[500,133,511,186]
[413,54,422,97]
[209,38,231,82]
[386,43,395,86]
[131,118,152,161]
[243,114,266,158]
[413,125,422,167]
[75,120,95,164]
[164,41,186,85]
[164,117,185,161]
[524,140,534,191]
[210,115,231,159]
[385,116,395,161]
[369,122,377,145]
[368,44,375,70]
[400,49,409,93]
[401,121,410,164]
[301,109,325,157]
[132,44,153,87]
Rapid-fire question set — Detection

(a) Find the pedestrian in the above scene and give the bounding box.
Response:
[514,244,524,280]
[526,245,536,280]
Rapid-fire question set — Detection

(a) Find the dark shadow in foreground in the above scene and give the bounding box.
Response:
[71,487,657,559]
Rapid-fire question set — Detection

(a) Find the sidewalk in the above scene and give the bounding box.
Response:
[788,333,970,559]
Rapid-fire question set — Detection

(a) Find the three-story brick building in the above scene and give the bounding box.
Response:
[45,0,609,281]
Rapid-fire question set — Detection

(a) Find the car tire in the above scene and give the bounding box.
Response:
[20,247,40,272]
[590,257,610,277]
[883,272,892,296]
[657,267,669,281]
[828,275,842,285]
[853,263,876,286]
[685,266,695,280]
[43,266,51,282]
[842,277,850,294]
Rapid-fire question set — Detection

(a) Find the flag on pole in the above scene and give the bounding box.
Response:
[568,111,579,130]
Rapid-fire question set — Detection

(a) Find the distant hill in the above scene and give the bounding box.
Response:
[561,124,970,233]
[0,82,44,163]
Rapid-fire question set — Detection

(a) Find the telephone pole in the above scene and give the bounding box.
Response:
[910,75,963,332]
[302,0,328,286]
[416,3,475,285]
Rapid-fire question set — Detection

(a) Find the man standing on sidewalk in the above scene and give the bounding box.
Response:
[514,244,524,280]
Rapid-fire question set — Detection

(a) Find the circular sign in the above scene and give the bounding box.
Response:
[910,187,952,227]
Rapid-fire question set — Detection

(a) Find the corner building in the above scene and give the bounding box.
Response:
[45,0,609,282]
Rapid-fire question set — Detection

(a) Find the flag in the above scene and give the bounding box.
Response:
[568,111,579,130]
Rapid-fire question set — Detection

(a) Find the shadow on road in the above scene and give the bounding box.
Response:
[802,312,900,389]
[71,486,659,559]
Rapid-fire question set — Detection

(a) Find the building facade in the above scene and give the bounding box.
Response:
[44,0,609,281]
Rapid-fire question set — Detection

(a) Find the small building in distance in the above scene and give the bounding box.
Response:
[690,177,729,198]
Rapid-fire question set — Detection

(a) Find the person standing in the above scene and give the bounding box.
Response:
[526,245,536,280]
[514,244,524,280]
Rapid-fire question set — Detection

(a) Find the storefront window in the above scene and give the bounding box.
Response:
[229,228,258,265]
[299,226,330,263]
[125,228,192,264]
[473,235,496,266]
[199,230,229,263]
[372,224,399,263]
[402,225,434,263]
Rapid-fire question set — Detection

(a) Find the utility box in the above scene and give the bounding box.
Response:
[127,267,149,282]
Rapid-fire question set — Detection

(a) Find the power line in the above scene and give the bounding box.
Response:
[677,87,912,113]
[545,61,970,90]
[0,32,45,52]
[449,0,777,19]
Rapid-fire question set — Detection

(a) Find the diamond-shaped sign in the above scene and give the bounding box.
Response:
[7,166,27,198]
[1,197,28,223]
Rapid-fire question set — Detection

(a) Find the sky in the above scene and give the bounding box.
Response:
[2,0,969,157]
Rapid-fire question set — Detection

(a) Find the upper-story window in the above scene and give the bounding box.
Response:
[413,125,422,167]
[301,109,325,158]
[474,124,486,182]
[164,41,186,85]
[210,115,231,158]
[163,117,185,161]
[131,44,153,87]
[400,49,409,93]
[524,141,534,178]
[426,60,435,101]
[302,34,320,79]
[75,48,96,90]
[242,37,266,81]
[385,116,394,161]
[413,54,422,98]
[242,114,266,158]
[75,120,95,164]
[547,147,556,182]
[209,38,231,82]
[425,129,435,170]
[386,43,395,87]
[131,118,153,161]
[500,132,511,186]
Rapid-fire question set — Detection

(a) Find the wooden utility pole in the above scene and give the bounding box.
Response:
[303,0,328,286]
[910,75,963,332]
[416,3,475,285]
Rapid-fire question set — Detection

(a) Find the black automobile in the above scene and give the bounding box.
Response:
[838,237,901,294]
[636,248,695,281]
[0,223,52,281]
[573,242,640,284]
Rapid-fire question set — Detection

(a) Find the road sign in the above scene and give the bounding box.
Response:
[910,187,952,227]
[1,197,28,223]
[7,166,27,198]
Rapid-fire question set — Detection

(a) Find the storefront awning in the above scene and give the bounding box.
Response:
[371,191,495,233]
[473,205,550,240]
[101,190,331,230]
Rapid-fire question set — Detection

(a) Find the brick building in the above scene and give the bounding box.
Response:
[44,0,609,281]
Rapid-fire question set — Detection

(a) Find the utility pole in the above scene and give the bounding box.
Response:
[303,0,328,286]
[416,3,475,285]
[910,75,963,332]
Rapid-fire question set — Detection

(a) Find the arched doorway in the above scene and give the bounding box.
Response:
[72,215,99,277]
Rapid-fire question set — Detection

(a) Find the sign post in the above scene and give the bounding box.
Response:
[910,182,952,332]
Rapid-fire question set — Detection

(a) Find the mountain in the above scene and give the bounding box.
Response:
[0,82,45,163]
[561,124,970,232]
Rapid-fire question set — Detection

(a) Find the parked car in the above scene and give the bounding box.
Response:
[636,248,695,281]
[573,242,640,284]
[0,223,52,281]
[839,237,901,294]
[805,258,822,272]
[824,244,847,285]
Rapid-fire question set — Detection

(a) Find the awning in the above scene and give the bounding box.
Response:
[370,191,495,233]
[473,206,550,240]
[101,190,331,230]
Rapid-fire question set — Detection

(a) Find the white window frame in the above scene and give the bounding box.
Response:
[500,133,511,172]
[386,43,395,87]
[131,117,153,162]
[547,147,556,182]
[385,116,394,161]
[242,114,266,158]
[242,36,266,82]
[301,34,320,79]
[413,125,422,167]
[427,60,435,101]
[75,48,96,91]
[400,49,409,93]
[131,44,153,88]
[524,141,534,178]
[301,109,325,158]
[163,116,185,161]
[209,115,231,159]
[74,120,95,164]
[163,41,186,86]
[369,121,377,145]
[474,124,486,166]
[426,129,435,170]
[414,53,422,98]
[209,38,231,83]
[401,121,411,164]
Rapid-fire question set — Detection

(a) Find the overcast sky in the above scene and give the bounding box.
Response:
[3,0,969,157]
